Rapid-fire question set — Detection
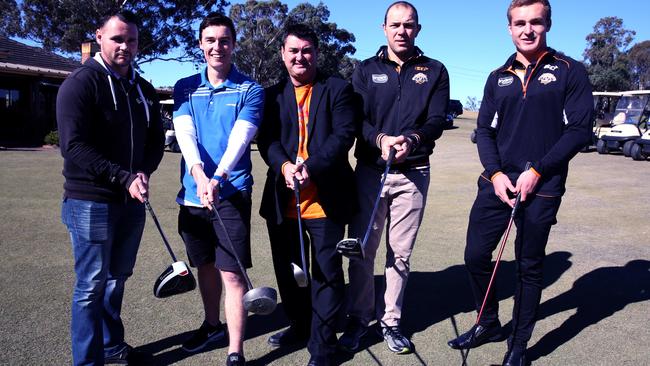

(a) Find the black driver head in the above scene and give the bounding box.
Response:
[154,261,197,298]
[335,238,365,259]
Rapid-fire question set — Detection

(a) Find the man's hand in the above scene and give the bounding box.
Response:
[282,162,310,190]
[128,172,149,203]
[515,169,540,202]
[204,179,220,208]
[380,135,411,163]
[190,164,216,208]
[492,173,517,208]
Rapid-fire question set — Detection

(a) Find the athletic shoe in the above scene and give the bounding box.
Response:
[380,326,412,354]
[105,344,153,364]
[226,352,245,366]
[267,326,309,348]
[182,320,227,352]
[338,317,369,352]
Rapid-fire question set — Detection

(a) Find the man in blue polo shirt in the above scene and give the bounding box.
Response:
[172,13,263,366]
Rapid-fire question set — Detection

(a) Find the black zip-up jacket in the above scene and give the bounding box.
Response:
[476,48,593,196]
[353,46,450,170]
[56,56,165,202]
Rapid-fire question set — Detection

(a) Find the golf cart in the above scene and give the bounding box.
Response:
[597,90,650,156]
[630,127,650,161]
[583,91,623,151]
[160,99,180,153]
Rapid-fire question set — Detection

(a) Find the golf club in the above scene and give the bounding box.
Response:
[291,177,309,288]
[144,197,197,299]
[209,203,278,315]
[336,147,397,258]
[461,162,531,363]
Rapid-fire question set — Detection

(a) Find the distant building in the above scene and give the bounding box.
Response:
[0,35,80,146]
[0,36,171,147]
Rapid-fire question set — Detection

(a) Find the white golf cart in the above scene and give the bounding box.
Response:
[596,90,650,156]
[160,99,180,153]
[630,127,650,161]
[584,91,623,151]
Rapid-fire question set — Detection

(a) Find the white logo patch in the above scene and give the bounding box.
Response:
[372,74,388,83]
[412,72,428,84]
[498,76,514,87]
[538,73,557,85]
[543,64,559,71]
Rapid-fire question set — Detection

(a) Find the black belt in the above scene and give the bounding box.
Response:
[387,163,430,174]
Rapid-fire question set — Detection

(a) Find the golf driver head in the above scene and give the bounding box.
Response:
[335,238,364,259]
[243,287,278,315]
[154,261,197,298]
[291,263,308,288]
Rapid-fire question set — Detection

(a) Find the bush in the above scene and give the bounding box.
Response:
[44,130,59,146]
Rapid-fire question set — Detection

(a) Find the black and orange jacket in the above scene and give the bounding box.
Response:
[476,48,593,196]
[352,46,450,171]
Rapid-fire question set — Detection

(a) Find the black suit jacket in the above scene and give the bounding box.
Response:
[258,73,359,225]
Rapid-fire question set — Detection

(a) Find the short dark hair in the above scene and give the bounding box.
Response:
[282,23,319,49]
[98,10,141,29]
[199,12,237,43]
[507,0,552,26]
[384,1,419,25]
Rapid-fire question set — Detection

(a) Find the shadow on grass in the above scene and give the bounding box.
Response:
[527,259,650,361]
[141,303,290,365]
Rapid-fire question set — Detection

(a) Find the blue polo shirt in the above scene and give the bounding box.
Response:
[173,66,264,205]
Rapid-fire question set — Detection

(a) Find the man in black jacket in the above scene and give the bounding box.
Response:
[257,23,358,366]
[57,10,164,366]
[340,1,449,355]
[447,1,593,365]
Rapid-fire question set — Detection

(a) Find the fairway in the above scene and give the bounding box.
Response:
[0,117,648,365]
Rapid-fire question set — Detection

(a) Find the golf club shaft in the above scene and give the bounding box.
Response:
[143,198,178,262]
[293,177,309,280]
[475,162,531,325]
[360,147,397,247]
[209,203,254,290]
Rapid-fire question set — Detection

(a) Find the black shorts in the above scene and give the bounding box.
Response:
[178,191,252,271]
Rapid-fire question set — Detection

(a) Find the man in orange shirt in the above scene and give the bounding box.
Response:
[257,23,358,366]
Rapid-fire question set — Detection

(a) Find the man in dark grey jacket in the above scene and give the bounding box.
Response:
[57,10,164,366]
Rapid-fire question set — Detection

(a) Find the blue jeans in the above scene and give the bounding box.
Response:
[61,198,145,366]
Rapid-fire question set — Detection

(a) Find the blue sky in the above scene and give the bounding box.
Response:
[138,0,650,104]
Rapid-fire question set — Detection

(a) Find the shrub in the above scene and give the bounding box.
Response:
[44,130,59,146]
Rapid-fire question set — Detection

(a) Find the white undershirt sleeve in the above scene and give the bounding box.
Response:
[215,119,258,178]
[173,114,203,172]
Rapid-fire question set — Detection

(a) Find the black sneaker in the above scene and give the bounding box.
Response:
[380,326,412,354]
[226,352,245,366]
[105,345,152,365]
[338,317,369,352]
[182,320,227,352]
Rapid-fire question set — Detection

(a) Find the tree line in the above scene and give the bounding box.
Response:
[0,0,357,86]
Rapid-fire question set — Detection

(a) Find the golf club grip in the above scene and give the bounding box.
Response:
[210,204,254,290]
[144,199,178,262]
[511,162,533,218]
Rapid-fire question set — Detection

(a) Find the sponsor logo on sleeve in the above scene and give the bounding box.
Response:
[412,72,428,84]
[538,73,557,85]
[372,74,389,83]
[498,76,514,87]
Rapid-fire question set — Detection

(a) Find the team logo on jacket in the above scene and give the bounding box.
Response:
[498,76,513,87]
[136,97,154,106]
[372,74,389,83]
[543,64,559,71]
[412,72,428,84]
[538,73,557,85]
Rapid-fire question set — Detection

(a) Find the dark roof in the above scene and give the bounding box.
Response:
[0,35,80,74]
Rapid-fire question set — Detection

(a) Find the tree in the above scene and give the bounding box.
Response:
[627,41,650,90]
[230,0,357,86]
[0,0,21,36]
[583,16,635,91]
[20,0,229,65]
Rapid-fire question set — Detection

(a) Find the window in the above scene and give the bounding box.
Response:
[0,89,20,109]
